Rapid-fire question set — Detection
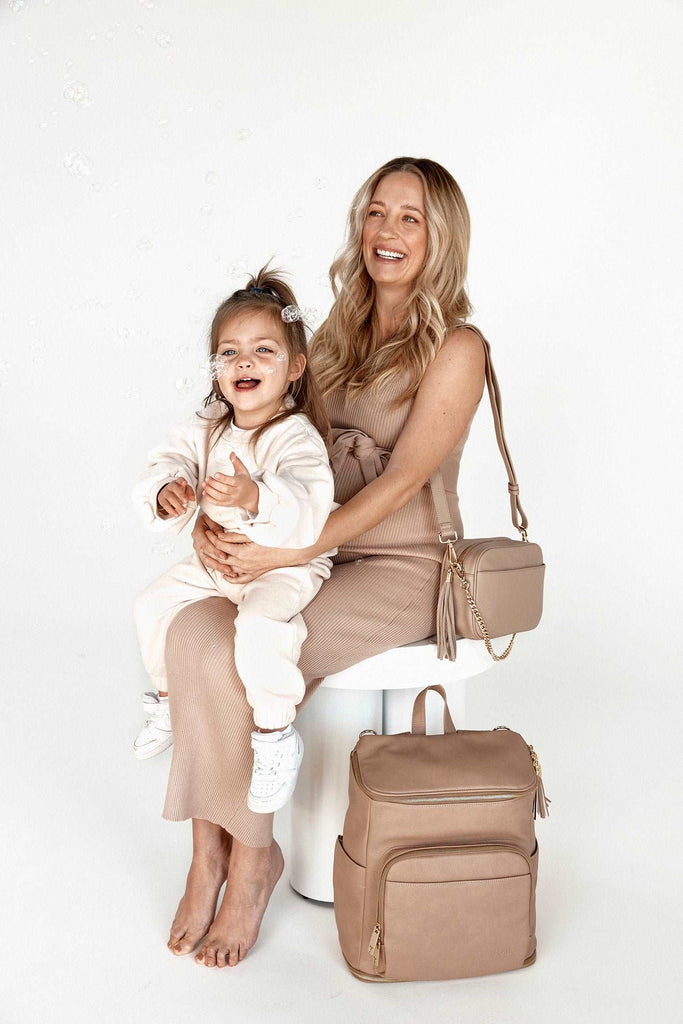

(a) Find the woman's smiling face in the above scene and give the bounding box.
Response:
[361,171,428,291]
[214,309,304,428]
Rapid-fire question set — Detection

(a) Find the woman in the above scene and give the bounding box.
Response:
[163,157,486,968]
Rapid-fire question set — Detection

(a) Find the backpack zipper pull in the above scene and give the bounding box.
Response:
[368,923,382,966]
[528,744,551,819]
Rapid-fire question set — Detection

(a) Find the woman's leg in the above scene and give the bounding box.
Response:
[167,818,233,955]
[163,555,440,966]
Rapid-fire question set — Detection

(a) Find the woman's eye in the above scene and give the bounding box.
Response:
[368,209,382,217]
[404,215,418,223]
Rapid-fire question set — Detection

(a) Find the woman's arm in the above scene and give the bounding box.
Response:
[197,329,485,578]
[306,327,485,555]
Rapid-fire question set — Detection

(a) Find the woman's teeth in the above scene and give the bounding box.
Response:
[375,248,405,260]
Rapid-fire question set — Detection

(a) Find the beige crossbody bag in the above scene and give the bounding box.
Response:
[431,325,545,661]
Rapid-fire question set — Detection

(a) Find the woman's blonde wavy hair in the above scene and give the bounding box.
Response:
[309,157,473,406]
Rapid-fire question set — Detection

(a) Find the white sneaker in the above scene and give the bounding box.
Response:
[247,724,304,813]
[133,691,173,760]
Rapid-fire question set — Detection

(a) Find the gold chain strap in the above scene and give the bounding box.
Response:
[445,542,516,661]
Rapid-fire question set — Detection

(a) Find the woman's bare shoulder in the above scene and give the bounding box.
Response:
[422,324,485,389]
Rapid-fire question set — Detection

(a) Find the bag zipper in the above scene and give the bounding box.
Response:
[351,748,536,804]
[367,842,533,971]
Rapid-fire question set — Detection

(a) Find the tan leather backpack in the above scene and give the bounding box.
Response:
[332,684,550,982]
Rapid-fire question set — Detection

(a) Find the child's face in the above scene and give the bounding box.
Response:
[214,309,305,429]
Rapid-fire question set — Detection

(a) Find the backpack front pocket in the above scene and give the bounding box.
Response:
[369,843,535,981]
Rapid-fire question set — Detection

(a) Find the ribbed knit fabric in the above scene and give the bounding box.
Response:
[162,367,481,846]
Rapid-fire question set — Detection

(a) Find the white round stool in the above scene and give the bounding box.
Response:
[288,635,495,902]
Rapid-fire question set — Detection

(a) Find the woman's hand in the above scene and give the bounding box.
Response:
[192,513,308,582]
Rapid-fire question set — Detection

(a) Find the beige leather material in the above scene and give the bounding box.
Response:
[332,685,548,983]
[428,325,546,660]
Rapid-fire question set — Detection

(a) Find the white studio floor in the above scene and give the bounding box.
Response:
[2,638,678,1024]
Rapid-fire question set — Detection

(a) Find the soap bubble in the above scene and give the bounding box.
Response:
[125,386,141,399]
[276,352,287,362]
[64,151,92,177]
[236,128,252,141]
[138,0,154,7]
[287,207,304,221]
[205,171,220,186]
[155,31,172,47]
[281,305,301,323]
[63,81,92,107]
[204,354,227,380]
[136,237,153,251]
[314,176,329,190]
[175,376,194,392]
[228,260,248,277]
[100,519,115,533]
[9,0,26,11]
[152,541,176,557]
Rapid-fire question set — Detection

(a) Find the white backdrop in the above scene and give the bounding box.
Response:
[1,2,681,1022]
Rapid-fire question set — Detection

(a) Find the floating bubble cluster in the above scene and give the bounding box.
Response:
[9,0,26,11]
[281,304,321,325]
[204,354,228,381]
[64,151,92,177]
[63,81,92,107]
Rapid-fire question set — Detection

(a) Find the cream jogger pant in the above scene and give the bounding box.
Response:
[133,552,326,729]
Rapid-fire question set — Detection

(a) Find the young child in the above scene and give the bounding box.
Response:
[131,268,337,814]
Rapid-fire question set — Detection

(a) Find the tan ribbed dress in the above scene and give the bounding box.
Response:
[162,361,481,846]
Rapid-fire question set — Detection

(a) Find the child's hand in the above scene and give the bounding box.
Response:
[202,453,259,514]
[156,478,196,519]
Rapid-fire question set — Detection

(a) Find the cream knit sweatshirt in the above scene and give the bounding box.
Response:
[132,403,338,552]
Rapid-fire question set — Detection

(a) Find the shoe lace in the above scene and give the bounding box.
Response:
[252,748,286,777]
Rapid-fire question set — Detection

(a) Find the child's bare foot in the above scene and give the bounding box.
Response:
[194,838,284,968]
[168,820,232,956]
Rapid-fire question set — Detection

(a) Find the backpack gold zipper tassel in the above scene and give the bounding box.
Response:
[528,744,551,818]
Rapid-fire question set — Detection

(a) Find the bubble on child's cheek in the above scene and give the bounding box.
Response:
[205,354,228,381]
[276,352,287,363]
[264,367,276,376]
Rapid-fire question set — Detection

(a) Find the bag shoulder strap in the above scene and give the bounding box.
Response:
[428,323,529,541]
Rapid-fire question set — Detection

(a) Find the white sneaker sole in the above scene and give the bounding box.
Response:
[133,734,174,760]
[247,739,304,813]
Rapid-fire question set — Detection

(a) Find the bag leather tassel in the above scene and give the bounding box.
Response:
[528,744,551,819]
[436,542,458,661]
